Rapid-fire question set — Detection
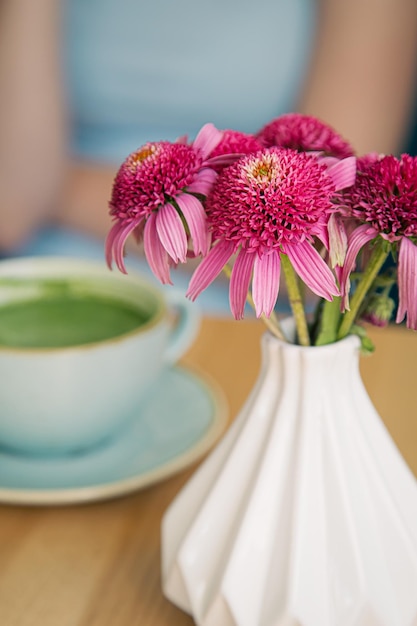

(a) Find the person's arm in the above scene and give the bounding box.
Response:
[298,0,417,156]
[0,0,67,250]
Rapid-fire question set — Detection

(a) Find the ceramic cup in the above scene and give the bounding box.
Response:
[0,257,200,456]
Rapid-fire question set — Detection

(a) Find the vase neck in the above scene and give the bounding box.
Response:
[261,329,361,381]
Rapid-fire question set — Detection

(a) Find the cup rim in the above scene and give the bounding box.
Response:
[0,256,167,354]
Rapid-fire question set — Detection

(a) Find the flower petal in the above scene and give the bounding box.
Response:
[328,213,348,268]
[175,193,210,256]
[156,202,188,263]
[186,168,218,196]
[144,213,172,284]
[105,221,123,269]
[186,240,235,301]
[193,123,223,160]
[105,218,142,274]
[327,156,357,190]
[205,153,244,168]
[317,155,339,168]
[252,251,281,318]
[284,241,340,300]
[396,236,417,329]
[340,224,378,310]
[229,249,255,319]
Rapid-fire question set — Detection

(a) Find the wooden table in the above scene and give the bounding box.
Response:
[0,318,416,625]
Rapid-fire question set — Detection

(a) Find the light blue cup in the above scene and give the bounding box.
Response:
[0,257,200,456]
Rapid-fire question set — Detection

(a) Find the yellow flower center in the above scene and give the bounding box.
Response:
[127,144,158,171]
[243,153,281,185]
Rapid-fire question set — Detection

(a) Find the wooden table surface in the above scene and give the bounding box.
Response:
[0,318,416,626]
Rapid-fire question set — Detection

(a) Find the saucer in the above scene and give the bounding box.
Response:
[0,366,228,505]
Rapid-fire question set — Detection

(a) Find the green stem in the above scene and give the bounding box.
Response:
[314,296,341,345]
[281,254,310,346]
[337,240,389,340]
[222,264,287,342]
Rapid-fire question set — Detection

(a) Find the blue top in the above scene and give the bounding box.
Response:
[64,0,316,163]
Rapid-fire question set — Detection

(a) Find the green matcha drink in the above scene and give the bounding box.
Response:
[0,295,150,348]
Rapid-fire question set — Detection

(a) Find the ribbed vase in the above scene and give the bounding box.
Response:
[162,325,417,626]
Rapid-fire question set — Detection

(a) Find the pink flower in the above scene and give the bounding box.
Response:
[343,154,417,240]
[340,154,417,328]
[106,123,223,283]
[257,113,355,159]
[187,148,344,319]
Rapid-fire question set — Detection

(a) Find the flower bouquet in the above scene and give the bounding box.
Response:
[106,113,416,350]
[106,115,417,626]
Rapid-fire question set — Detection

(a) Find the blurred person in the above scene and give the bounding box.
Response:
[1,0,417,267]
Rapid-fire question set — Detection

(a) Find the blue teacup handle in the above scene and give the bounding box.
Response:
[163,289,201,365]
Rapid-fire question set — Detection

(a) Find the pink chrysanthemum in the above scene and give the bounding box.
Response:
[339,154,417,328]
[343,154,417,240]
[106,123,223,283]
[187,148,346,319]
[257,113,355,159]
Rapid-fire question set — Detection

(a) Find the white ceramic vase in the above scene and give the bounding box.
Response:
[162,323,417,626]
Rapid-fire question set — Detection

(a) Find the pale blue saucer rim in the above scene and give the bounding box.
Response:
[0,365,228,506]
